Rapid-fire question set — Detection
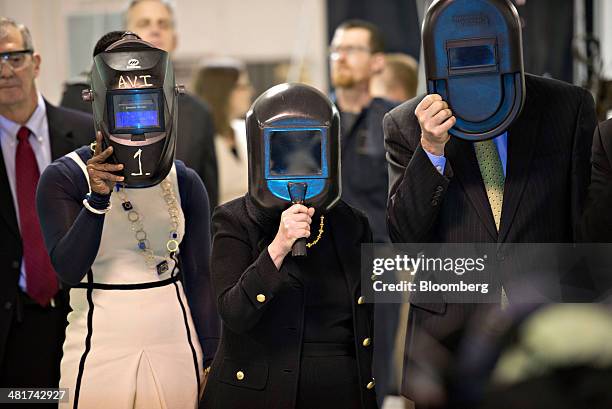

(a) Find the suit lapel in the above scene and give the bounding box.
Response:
[0,150,19,239]
[0,101,81,241]
[45,101,77,159]
[498,100,539,242]
[446,137,498,240]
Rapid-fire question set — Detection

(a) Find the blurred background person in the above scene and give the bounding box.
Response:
[329,19,401,409]
[329,19,394,243]
[455,303,612,409]
[125,0,219,208]
[578,117,612,301]
[370,53,418,104]
[0,17,93,402]
[60,0,220,209]
[193,58,253,205]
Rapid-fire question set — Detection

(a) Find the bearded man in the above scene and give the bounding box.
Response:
[329,20,395,243]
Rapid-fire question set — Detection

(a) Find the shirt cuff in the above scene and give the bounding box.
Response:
[424,150,447,174]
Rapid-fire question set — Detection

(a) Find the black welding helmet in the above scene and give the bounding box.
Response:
[85,32,181,187]
[423,0,525,141]
[246,83,341,213]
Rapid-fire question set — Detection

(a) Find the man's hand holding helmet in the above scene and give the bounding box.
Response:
[415,94,456,157]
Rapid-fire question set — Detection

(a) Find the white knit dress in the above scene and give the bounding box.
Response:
[59,153,203,409]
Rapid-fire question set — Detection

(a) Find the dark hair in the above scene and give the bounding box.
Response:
[335,19,385,53]
[93,30,145,57]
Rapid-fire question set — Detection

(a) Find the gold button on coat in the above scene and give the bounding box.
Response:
[357,296,365,305]
[236,371,245,380]
[362,337,371,347]
[256,294,266,303]
[367,379,375,389]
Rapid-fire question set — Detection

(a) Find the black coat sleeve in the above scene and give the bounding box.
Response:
[36,160,106,285]
[383,104,453,244]
[210,205,290,334]
[570,89,597,240]
[178,166,220,367]
[579,120,612,242]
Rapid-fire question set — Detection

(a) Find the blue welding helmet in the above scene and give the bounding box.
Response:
[246,83,341,213]
[423,0,525,141]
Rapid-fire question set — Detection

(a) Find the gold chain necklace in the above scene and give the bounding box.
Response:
[306,215,325,248]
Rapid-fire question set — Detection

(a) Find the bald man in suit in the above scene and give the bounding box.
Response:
[0,18,94,401]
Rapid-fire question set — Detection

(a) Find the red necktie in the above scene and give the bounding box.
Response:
[15,126,58,306]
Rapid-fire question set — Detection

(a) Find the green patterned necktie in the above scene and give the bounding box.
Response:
[474,139,505,230]
[474,139,509,309]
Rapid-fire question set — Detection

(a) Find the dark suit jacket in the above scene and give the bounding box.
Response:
[201,196,377,409]
[580,119,612,242]
[0,101,94,367]
[578,119,612,300]
[176,93,219,208]
[340,97,396,243]
[60,83,219,208]
[383,74,597,404]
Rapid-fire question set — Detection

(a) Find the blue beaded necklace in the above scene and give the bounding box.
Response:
[115,179,181,276]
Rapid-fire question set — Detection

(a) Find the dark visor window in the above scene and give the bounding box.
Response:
[269,130,322,176]
[448,44,496,69]
[109,90,164,133]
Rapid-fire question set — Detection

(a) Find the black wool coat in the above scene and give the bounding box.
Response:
[201,196,377,409]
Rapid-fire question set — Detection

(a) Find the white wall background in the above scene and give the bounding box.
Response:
[595,0,612,80]
[0,0,328,105]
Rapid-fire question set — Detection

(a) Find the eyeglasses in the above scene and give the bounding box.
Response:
[0,49,34,70]
[328,45,371,59]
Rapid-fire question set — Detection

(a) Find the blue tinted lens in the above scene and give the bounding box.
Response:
[112,92,162,131]
[449,44,496,69]
[115,110,159,128]
[269,130,322,176]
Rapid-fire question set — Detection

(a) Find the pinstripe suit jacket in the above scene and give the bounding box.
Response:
[383,74,597,404]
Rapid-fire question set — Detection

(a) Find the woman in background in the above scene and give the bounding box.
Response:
[193,59,254,205]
